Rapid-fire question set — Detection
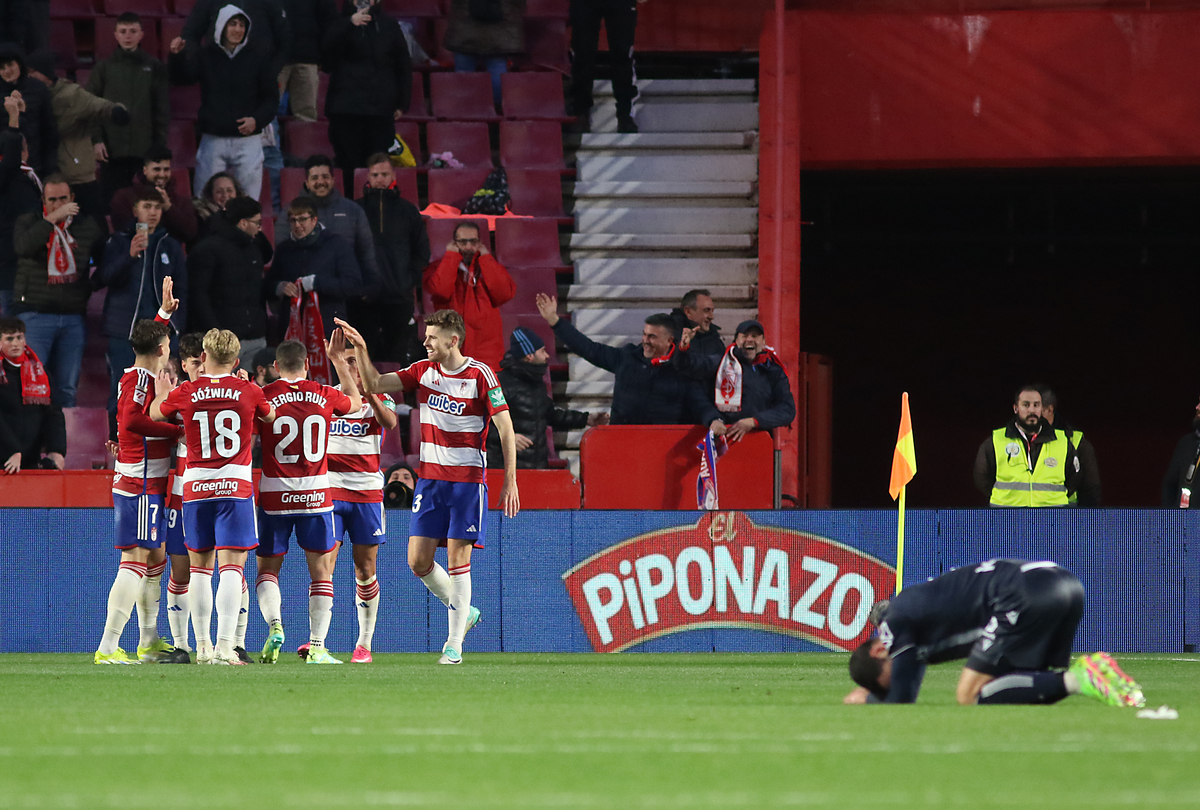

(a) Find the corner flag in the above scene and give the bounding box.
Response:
[889,392,916,500]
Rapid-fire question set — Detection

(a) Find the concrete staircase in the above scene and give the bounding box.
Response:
[558,79,760,469]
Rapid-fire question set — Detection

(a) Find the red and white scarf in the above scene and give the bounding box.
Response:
[715,343,785,412]
[0,346,52,405]
[44,206,78,285]
[284,289,331,385]
[22,163,42,194]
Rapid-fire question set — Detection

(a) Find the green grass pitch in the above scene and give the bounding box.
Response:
[1,653,1198,808]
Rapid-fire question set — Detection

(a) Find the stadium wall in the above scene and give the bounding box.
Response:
[0,508,1192,654]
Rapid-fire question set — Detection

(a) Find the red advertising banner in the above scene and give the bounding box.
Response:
[562,512,895,653]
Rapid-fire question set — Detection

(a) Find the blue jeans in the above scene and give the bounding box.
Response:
[195,133,265,203]
[21,312,85,407]
[106,337,136,416]
[0,289,13,317]
[454,53,507,105]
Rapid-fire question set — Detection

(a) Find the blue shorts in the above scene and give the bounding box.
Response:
[113,492,165,550]
[409,479,486,546]
[258,511,336,556]
[165,506,187,557]
[183,497,259,552]
[332,500,387,546]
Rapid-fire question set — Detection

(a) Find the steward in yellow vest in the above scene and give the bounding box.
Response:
[973,386,1080,507]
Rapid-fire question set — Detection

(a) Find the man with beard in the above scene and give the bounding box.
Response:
[110,145,199,245]
[1161,396,1200,508]
[486,326,607,469]
[973,384,1081,507]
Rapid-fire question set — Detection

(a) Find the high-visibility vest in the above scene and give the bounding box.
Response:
[1066,429,1082,505]
[990,427,1070,507]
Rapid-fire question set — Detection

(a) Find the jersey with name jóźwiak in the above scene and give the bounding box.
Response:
[113,367,181,496]
[327,389,394,503]
[259,378,353,515]
[396,357,507,484]
[159,375,271,502]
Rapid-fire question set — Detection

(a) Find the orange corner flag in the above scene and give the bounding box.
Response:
[889,392,916,500]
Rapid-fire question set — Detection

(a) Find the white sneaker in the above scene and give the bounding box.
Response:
[438,644,462,665]
[196,642,214,665]
[211,650,248,666]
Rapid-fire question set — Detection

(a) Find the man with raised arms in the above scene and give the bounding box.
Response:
[337,310,519,664]
[152,328,275,665]
[256,335,361,664]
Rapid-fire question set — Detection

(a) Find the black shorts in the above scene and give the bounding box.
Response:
[965,564,1084,676]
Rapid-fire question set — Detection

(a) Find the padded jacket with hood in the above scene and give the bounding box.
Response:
[0,42,58,175]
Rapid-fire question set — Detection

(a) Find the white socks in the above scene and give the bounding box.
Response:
[137,559,166,648]
[166,572,190,651]
[419,562,453,607]
[256,571,282,626]
[235,575,249,649]
[98,560,146,655]
[447,564,471,650]
[355,575,380,650]
[215,565,243,657]
[309,580,334,647]
[189,566,214,651]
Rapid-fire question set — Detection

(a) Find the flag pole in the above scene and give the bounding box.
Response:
[896,484,906,593]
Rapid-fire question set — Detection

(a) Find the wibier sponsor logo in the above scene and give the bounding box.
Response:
[562,512,894,653]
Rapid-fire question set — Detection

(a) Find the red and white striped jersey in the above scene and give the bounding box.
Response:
[159,374,271,502]
[328,390,394,503]
[113,367,182,497]
[166,430,186,510]
[259,377,354,515]
[394,357,507,484]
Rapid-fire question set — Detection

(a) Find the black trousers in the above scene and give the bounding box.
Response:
[569,0,639,116]
[348,294,417,364]
[328,114,395,174]
[99,157,144,215]
[70,181,108,235]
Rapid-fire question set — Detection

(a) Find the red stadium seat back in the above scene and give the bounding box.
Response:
[507,169,566,217]
[51,0,96,19]
[280,167,343,206]
[168,84,200,119]
[425,216,491,265]
[104,0,168,16]
[499,266,557,316]
[167,123,197,168]
[499,314,558,364]
[426,121,492,169]
[160,17,185,60]
[407,75,432,121]
[50,21,78,69]
[74,69,91,87]
[494,217,561,267]
[315,71,329,118]
[95,17,159,62]
[283,120,335,161]
[258,168,274,217]
[382,0,441,16]
[525,0,568,19]
[63,408,111,470]
[499,121,564,170]
[427,167,492,210]
[513,19,569,74]
[407,408,421,454]
[500,72,568,121]
[352,166,418,204]
[172,0,197,14]
[430,72,499,121]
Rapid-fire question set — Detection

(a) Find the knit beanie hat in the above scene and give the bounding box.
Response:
[509,326,544,357]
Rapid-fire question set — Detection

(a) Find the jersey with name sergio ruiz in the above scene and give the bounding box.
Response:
[260,378,353,515]
[328,388,394,503]
[160,375,271,502]
[397,357,507,484]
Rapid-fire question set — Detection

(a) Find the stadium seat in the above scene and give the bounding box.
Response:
[104,0,168,16]
[49,21,78,69]
[426,121,492,169]
[167,123,197,168]
[395,120,424,165]
[280,167,344,206]
[514,19,569,74]
[406,75,432,122]
[500,267,558,315]
[172,0,196,15]
[315,71,329,118]
[381,0,441,17]
[430,73,500,121]
[525,0,569,18]
[427,167,492,209]
[283,120,335,161]
[160,17,185,60]
[494,217,561,267]
[500,73,570,121]
[507,169,567,218]
[63,408,111,471]
[74,69,90,87]
[95,17,159,62]
[351,167,419,204]
[425,216,491,265]
[169,84,201,120]
[50,0,95,19]
[499,121,565,169]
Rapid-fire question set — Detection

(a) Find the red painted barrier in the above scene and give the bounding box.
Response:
[579,426,774,509]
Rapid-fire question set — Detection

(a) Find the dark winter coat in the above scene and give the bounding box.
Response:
[443,0,525,55]
[1162,430,1200,508]
[264,228,363,336]
[282,0,337,63]
[98,225,188,340]
[0,357,66,465]
[486,351,588,469]
[0,125,42,292]
[169,7,280,137]
[187,212,270,340]
[551,318,712,426]
[322,2,412,118]
[0,42,58,175]
[47,80,124,186]
[183,0,291,73]
[673,344,796,432]
[12,213,104,316]
[85,45,170,160]
[668,306,725,358]
[110,172,200,246]
[359,184,429,302]
[275,186,378,287]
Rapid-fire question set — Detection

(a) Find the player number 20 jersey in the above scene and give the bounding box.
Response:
[259,377,353,515]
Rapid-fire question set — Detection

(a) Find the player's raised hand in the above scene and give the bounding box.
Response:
[160,275,179,315]
[333,318,366,350]
[534,293,559,326]
[236,368,250,381]
[325,327,346,362]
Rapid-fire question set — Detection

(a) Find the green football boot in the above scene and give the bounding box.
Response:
[94,647,139,665]
[305,646,343,664]
[1069,654,1123,707]
[1090,652,1145,708]
[261,621,285,664]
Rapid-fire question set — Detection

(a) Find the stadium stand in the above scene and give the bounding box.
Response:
[427,167,493,209]
[166,122,197,168]
[507,169,569,219]
[430,73,501,121]
[500,121,566,170]
[501,72,571,121]
[51,0,96,18]
[283,120,336,161]
[427,121,493,169]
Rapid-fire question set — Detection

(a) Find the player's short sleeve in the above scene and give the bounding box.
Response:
[159,385,182,420]
[393,363,423,392]
[249,385,271,418]
[378,393,396,411]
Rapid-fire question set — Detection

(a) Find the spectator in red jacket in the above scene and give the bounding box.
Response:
[421,221,514,371]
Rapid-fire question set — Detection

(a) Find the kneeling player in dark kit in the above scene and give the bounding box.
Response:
[844,559,1145,707]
